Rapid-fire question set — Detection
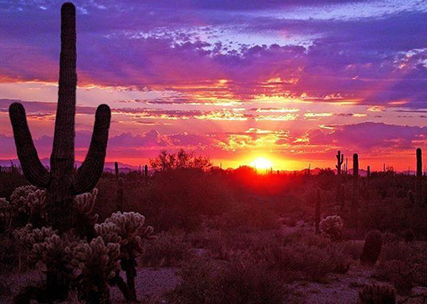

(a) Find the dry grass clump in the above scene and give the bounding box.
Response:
[168,257,287,304]
[140,232,193,267]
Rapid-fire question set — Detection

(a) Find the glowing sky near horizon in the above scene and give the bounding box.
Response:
[0,0,427,170]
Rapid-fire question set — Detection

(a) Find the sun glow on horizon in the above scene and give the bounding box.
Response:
[251,157,273,170]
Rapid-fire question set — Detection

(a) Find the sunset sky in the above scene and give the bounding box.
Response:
[1,0,427,170]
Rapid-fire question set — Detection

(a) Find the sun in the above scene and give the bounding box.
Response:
[251,157,273,170]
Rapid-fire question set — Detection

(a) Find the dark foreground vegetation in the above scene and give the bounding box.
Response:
[1,149,427,303]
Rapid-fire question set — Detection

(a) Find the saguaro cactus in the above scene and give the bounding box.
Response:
[144,164,148,186]
[115,162,119,180]
[8,3,111,232]
[416,148,422,203]
[351,153,359,224]
[336,151,344,204]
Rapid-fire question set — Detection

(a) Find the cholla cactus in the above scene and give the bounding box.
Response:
[14,224,57,251]
[95,212,155,302]
[320,215,343,241]
[8,185,47,227]
[10,185,37,216]
[13,224,58,269]
[31,234,73,268]
[30,234,75,301]
[71,236,120,304]
[22,189,47,227]
[10,185,38,209]
[74,189,99,237]
[74,189,98,216]
[358,284,396,304]
[99,211,155,254]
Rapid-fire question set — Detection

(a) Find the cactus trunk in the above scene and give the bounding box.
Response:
[336,151,344,204]
[115,162,119,180]
[351,153,359,225]
[144,164,148,186]
[8,3,111,232]
[416,148,422,203]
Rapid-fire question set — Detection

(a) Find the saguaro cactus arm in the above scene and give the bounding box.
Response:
[9,103,51,187]
[73,104,111,194]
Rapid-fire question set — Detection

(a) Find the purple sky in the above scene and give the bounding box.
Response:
[0,0,426,170]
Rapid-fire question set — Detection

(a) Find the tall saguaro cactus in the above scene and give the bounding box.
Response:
[351,153,359,224]
[416,148,422,203]
[9,3,111,232]
[336,151,344,204]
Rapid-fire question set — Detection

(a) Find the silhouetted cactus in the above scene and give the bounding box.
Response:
[116,177,124,211]
[358,284,396,304]
[416,148,422,204]
[315,188,321,235]
[144,164,148,185]
[367,165,371,179]
[336,151,344,205]
[8,3,110,232]
[352,153,359,224]
[360,230,382,266]
[115,162,119,180]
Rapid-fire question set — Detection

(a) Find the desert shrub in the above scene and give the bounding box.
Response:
[360,230,383,266]
[141,169,234,232]
[358,284,396,304]
[140,232,192,267]
[0,198,11,232]
[402,229,415,243]
[319,215,343,240]
[189,229,351,282]
[0,280,11,299]
[342,240,364,260]
[360,198,406,233]
[263,239,351,281]
[0,233,19,273]
[377,240,427,294]
[221,203,279,230]
[168,257,287,304]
